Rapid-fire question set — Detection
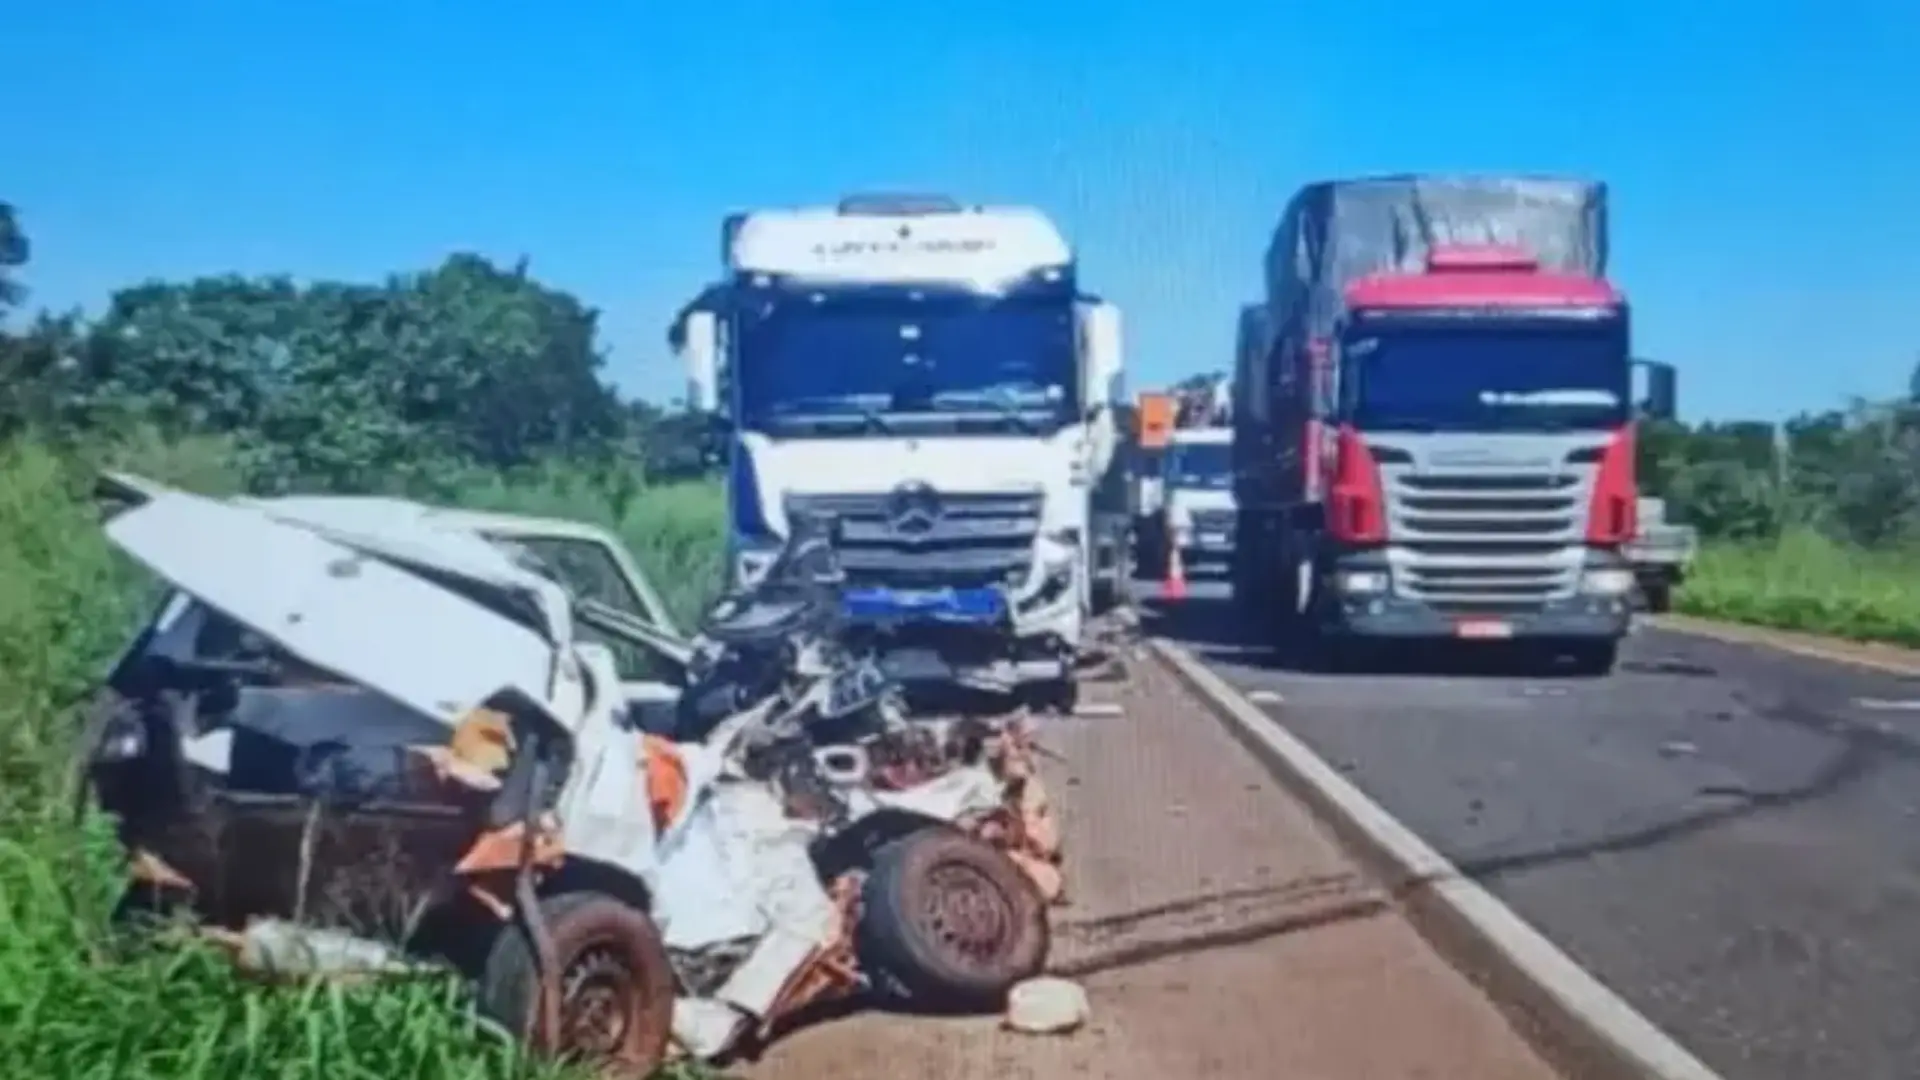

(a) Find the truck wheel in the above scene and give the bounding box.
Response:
[1564,641,1619,677]
[1642,581,1673,614]
[858,828,1050,1010]
[1228,547,1256,617]
[1029,676,1078,716]
[478,891,677,1076]
[1292,556,1316,619]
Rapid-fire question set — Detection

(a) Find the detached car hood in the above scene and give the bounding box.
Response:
[105,489,568,728]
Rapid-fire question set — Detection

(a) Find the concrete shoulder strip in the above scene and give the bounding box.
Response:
[1149,639,1724,1080]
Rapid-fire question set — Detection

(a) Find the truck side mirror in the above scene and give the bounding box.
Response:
[1081,301,1123,417]
[1633,359,1677,422]
[678,310,721,414]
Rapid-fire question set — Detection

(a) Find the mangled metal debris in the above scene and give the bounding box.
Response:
[80,477,1074,1075]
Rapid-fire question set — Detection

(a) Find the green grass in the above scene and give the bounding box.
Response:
[1679,528,1920,647]
[0,435,725,1080]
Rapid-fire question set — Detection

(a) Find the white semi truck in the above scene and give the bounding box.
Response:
[672,193,1126,708]
[1160,426,1237,577]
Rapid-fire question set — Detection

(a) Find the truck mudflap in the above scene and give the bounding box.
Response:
[1316,554,1632,642]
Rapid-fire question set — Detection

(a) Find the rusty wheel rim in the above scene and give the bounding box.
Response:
[914,859,1017,972]
[559,945,639,1061]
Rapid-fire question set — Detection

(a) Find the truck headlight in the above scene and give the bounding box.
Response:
[1336,570,1389,595]
[1580,568,1636,596]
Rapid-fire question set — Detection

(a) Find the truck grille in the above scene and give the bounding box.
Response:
[1381,466,1590,612]
[784,489,1041,590]
[1190,508,1236,534]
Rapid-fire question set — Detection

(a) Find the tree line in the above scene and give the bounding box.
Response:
[6,198,1914,550]
[0,201,715,501]
[1639,407,1920,549]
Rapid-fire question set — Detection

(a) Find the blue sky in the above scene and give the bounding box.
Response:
[10,0,1918,420]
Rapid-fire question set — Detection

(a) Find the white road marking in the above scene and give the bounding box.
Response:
[1852,698,1920,711]
[1150,640,1726,1080]
[1247,689,1283,705]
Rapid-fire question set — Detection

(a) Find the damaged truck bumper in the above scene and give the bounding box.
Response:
[844,553,1085,693]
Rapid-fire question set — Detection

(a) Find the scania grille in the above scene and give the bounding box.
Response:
[785,490,1041,589]
[1382,469,1587,610]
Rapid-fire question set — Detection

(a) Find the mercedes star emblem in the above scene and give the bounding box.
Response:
[888,481,942,536]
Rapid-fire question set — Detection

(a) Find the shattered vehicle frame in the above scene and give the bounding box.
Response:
[81,480,1061,1075]
[94,472,1066,903]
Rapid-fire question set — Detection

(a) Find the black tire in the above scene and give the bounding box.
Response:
[1564,641,1619,677]
[1642,580,1673,614]
[478,891,677,1076]
[1145,537,1170,581]
[1033,676,1078,716]
[858,828,1049,1010]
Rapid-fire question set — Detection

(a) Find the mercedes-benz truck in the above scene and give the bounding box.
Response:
[673,193,1126,706]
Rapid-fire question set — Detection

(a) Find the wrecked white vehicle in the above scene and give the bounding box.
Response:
[81,485,1055,1075]
[94,472,1066,904]
[664,510,1066,905]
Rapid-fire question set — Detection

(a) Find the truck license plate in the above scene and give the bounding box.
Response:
[1200,532,1228,548]
[1455,619,1513,640]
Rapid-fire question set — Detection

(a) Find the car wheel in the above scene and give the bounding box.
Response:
[858,828,1050,1010]
[478,891,677,1076]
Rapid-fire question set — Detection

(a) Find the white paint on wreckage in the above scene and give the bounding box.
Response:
[99,485,1019,1060]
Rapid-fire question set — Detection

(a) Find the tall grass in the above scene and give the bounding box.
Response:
[1680,528,1920,646]
[0,435,724,1080]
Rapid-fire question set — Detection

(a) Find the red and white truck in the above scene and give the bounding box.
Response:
[1230,175,1677,673]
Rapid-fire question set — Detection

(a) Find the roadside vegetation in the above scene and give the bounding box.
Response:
[0,201,723,1080]
[1638,411,1920,643]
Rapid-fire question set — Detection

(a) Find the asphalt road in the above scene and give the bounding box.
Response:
[1141,575,1920,1080]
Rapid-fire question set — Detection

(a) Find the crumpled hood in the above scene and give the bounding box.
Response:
[105,490,567,729]
[742,430,1083,534]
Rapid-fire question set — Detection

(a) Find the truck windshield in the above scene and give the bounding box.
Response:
[1341,316,1628,432]
[1166,442,1231,489]
[737,289,1078,434]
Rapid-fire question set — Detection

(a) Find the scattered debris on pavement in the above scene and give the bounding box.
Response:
[1004,976,1091,1035]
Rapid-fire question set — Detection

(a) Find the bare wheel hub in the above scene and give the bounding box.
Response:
[915,860,1016,970]
[560,946,634,1058]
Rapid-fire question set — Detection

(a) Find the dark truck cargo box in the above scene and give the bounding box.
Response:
[1263,175,1609,338]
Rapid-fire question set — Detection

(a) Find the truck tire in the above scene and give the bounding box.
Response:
[1092,544,1130,614]
[1228,545,1257,617]
[858,828,1050,1010]
[1642,580,1673,614]
[1029,675,1078,716]
[477,891,677,1075]
[1564,641,1619,677]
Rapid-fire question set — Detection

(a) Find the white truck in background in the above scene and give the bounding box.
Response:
[1625,496,1697,612]
[1160,426,1237,577]
[673,193,1126,709]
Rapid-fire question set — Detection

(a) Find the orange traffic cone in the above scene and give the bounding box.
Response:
[1160,538,1189,602]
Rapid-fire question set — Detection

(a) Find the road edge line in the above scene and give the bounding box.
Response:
[1148,638,1725,1080]
[1649,613,1920,676]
